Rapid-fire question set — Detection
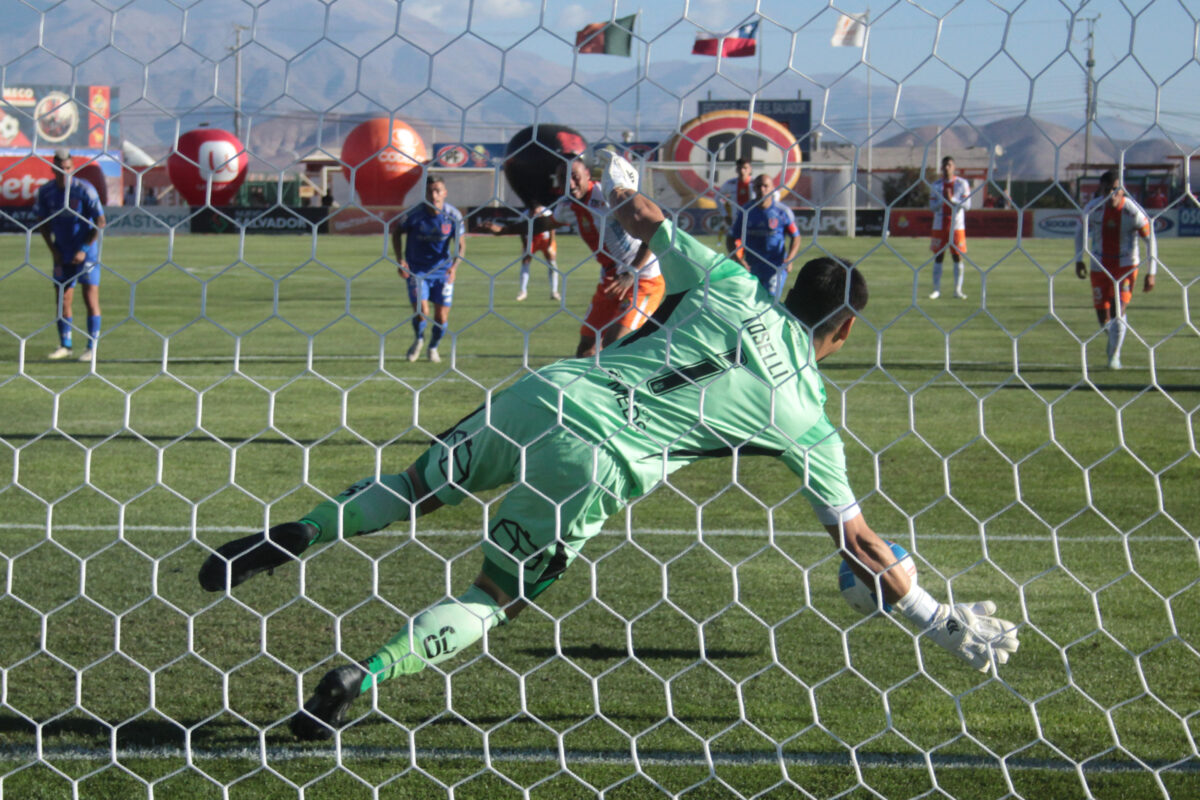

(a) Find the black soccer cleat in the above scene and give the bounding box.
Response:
[198,522,316,592]
[290,663,368,741]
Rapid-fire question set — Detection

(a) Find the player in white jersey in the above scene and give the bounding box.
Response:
[1074,170,1157,369]
[548,158,664,358]
[482,208,561,302]
[928,156,973,300]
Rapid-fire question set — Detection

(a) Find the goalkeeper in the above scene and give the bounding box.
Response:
[199,152,1019,741]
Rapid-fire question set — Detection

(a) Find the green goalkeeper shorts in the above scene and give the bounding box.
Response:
[415,387,631,598]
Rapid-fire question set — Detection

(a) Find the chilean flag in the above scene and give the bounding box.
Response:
[692,22,758,57]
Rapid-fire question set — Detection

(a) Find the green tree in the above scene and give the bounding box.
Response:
[882,167,935,207]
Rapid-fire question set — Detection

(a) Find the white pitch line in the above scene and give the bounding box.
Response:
[0,522,1190,543]
[8,352,1200,371]
[0,744,1194,775]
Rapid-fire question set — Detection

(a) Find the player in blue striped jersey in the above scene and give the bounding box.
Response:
[391,176,465,364]
[732,174,801,300]
[34,149,106,362]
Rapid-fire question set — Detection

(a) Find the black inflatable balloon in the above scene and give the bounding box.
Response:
[502,124,587,209]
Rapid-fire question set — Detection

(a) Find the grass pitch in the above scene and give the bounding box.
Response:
[1,226,1198,799]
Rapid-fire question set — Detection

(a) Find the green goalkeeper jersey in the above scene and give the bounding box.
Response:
[511,219,860,525]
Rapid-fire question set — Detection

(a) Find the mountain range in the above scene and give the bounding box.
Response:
[5,2,1192,180]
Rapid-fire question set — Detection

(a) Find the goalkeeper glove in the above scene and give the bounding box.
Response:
[599,150,639,200]
[895,587,1019,673]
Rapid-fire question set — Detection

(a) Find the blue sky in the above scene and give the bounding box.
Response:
[436,0,1200,140]
[230,0,1200,143]
[4,0,1198,148]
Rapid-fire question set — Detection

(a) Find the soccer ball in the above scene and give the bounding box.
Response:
[838,540,918,615]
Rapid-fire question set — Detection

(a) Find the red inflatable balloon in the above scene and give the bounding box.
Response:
[341,118,427,206]
[167,128,248,206]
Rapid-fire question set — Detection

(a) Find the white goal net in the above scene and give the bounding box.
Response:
[2,2,1198,799]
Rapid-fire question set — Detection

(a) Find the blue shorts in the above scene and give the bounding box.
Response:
[407,272,454,307]
[749,263,788,299]
[55,260,101,289]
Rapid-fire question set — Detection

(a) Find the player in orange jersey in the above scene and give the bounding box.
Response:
[718,158,754,255]
[483,208,562,301]
[548,157,664,358]
[1075,170,1157,370]
[928,156,973,300]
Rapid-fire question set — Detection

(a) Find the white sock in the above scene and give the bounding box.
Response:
[931,260,943,291]
[519,262,530,293]
[953,260,963,293]
[548,264,559,293]
[1108,316,1127,360]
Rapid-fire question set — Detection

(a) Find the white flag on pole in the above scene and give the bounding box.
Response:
[831,12,867,47]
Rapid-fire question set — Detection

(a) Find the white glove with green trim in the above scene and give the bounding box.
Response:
[897,589,1019,673]
[598,149,638,199]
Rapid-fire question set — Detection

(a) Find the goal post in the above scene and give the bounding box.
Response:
[1,4,1198,800]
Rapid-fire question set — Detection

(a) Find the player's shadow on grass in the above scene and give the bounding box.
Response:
[0,712,189,749]
[521,644,754,661]
[0,431,432,448]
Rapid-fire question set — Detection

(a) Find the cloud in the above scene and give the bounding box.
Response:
[477,0,538,18]
[404,0,536,26]
[556,4,592,32]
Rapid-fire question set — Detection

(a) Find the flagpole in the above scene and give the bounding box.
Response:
[756,19,763,91]
[865,7,872,212]
[634,12,642,139]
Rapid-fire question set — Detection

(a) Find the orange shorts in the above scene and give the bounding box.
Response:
[1090,267,1137,312]
[580,274,666,341]
[930,228,967,256]
[523,231,556,259]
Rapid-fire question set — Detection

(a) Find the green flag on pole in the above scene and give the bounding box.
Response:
[576,14,636,56]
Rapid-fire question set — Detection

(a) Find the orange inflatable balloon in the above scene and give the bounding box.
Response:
[341,118,427,206]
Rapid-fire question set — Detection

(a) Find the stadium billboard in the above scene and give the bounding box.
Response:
[1,84,118,149]
[103,206,193,235]
[889,209,1029,237]
[697,98,812,158]
[189,206,330,234]
[1033,208,1179,238]
[0,149,123,206]
[1178,205,1200,237]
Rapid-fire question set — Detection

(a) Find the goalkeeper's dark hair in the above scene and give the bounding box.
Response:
[784,256,868,338]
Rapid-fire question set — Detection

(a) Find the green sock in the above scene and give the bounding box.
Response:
[360,585,507,692]
[301,472,420,544]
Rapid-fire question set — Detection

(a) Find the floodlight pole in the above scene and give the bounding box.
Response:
[233,24,248,140]
[1081,15,1100,185]
[864,7,872,212]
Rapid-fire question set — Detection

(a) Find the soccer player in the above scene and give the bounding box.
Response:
[1074,170,1157,370]
[548,157,664,358]
[732,174,802,299]
[34,148,106,362]
[482,208,561,302]
[199,151,1019,741]
[928,156,972,300]
[392,176,465,364]
[718,157,754,254]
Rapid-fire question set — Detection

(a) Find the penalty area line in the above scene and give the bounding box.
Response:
[0,522,1188,543]
[0,744,1194,775]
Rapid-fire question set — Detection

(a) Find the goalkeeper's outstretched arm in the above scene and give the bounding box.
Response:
[829,514,1020,673]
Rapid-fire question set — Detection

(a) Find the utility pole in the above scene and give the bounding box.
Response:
[232,24,248,140]
[1081,15,1100,185]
